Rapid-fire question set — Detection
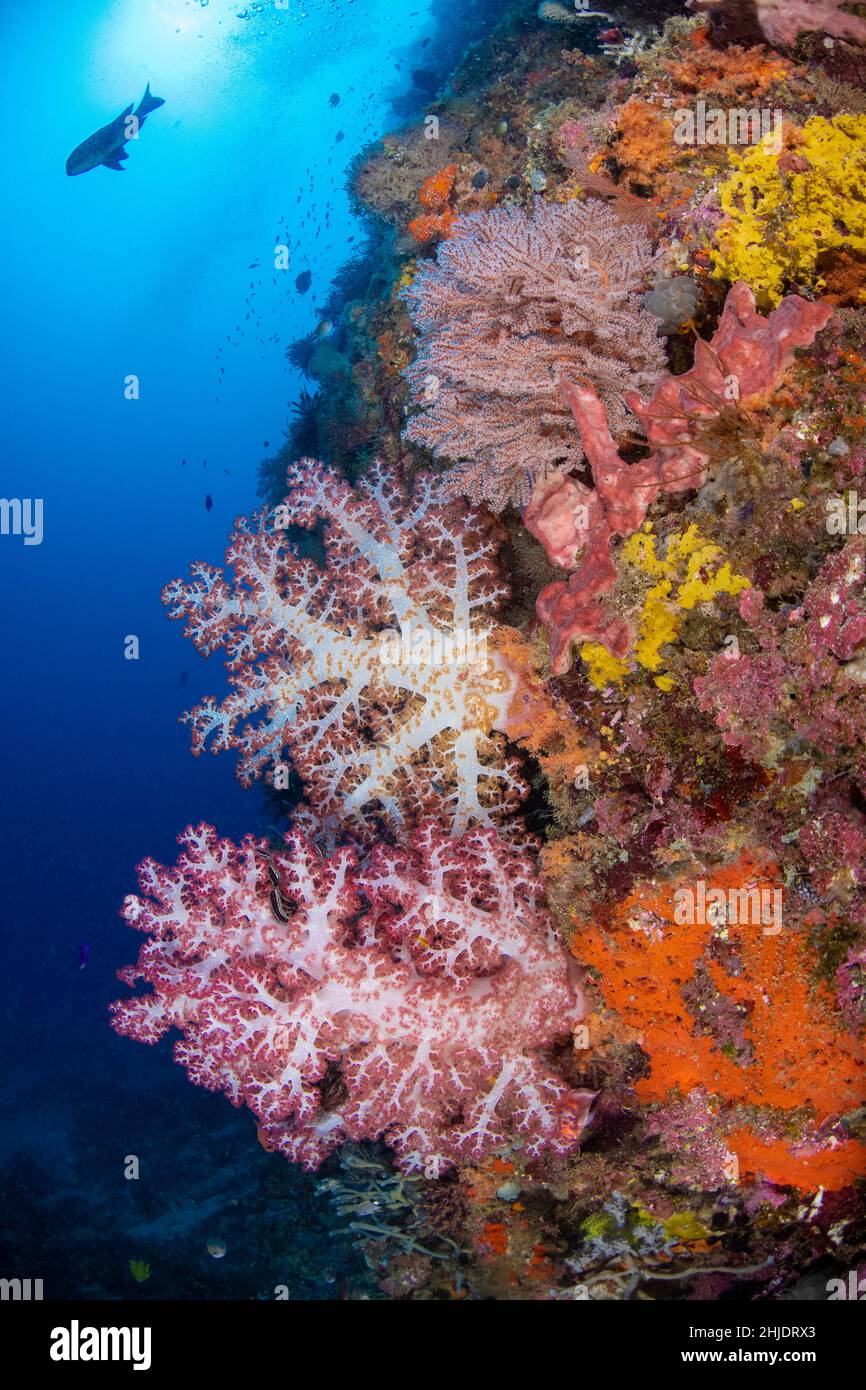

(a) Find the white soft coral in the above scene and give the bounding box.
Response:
[163,459,529,838]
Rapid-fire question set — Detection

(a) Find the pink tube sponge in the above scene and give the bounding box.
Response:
[529,284,833,675]
[690,0,866,50]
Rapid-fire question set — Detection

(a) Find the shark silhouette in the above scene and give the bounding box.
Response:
[66,85,164,176]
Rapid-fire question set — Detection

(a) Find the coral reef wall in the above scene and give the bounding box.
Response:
[115,0,866,1301]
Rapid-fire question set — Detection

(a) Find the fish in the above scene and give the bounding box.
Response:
[328,92,340,107]
[176,669,189,690]
[66,84,165,176]
[204,493,213,511]
[295,270,312,294]
[270,887,292,923]
[78,942,90,969]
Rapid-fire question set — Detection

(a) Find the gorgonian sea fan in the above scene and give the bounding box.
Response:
[162,459,531,839]
[111,820,592,1176]
[402,197,666,510]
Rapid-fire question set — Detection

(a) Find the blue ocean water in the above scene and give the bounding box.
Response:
[0,0,498,1299]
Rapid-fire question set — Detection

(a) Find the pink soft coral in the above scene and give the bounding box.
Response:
[111,821,591,1176]
[528,283,833,674]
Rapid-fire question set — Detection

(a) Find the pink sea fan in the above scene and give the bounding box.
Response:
[110,821,591,1176]
[403,198,666,510]
[558,120,663,229]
